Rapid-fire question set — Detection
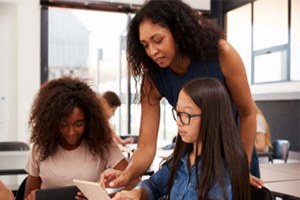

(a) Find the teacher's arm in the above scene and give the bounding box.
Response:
[219,40,263,188]
[101,75,162,188]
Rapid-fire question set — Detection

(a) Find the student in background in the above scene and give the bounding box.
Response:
[105,78,251,200]
[100,0,262,189]
[99,91,134,146]
[255,102,272,164]
[0,180,14,200]
[24,77,139,200]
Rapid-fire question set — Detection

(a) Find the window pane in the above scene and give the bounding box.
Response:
[226,3,252,84]
[291,0,300,81]
[254,51,287,83]
[253,0,288,51]
[48,8,129,136]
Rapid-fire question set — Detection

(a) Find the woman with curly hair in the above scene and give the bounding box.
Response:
[24,76,138,200]
[100,0,263,190]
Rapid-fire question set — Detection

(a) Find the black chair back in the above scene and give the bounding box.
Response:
[15,176,27,200]
[271,140,290,163]
[0,141,30,151]
[251,186,274,200]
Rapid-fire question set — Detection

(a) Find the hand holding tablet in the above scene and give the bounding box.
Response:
[73,179,111,200]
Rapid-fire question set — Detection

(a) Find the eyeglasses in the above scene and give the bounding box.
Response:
[172,108,201,125]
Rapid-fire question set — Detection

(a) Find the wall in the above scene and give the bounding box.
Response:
[0,2,18,141]
[256,100,300,152]
[0,0,40,143]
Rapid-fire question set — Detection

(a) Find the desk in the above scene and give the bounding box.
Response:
[260,163,300,175]
[155,148,173,159]
[0,151,29,175]
[260,167,300,183]
[265,180,300,200]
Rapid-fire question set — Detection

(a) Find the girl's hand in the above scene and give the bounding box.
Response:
[112,190,141,200]
[250,173,264,189]
[25,190,36,200]
[75,191,88,200]
[99,169,130,188]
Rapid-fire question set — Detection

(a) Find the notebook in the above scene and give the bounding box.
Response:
[34,185,80,200]
[73,179,111,200]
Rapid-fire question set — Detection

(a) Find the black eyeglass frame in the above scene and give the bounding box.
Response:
[172,108,201,125]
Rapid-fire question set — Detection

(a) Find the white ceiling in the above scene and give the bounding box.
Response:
[93,0,211,11]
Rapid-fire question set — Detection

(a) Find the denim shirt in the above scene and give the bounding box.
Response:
[141,151,232,200]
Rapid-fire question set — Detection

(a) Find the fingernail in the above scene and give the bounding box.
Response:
[258,185,262,189]
[109,182,115,187]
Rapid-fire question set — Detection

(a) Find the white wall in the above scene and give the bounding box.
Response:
[0,0,40,143]
[0,2,18,141]
[251,82,300,101]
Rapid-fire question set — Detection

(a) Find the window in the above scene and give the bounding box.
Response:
[226,0,299,84]
[291,0,300,81]
[226,4,252,83]
[48,8,129,135]
[45,6,176,142]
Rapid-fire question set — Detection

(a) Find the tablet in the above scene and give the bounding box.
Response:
[73,179,111,200]
[34,185,79,200]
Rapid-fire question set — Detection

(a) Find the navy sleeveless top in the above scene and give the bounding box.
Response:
[150,59,239,126]
[149,59,261,178]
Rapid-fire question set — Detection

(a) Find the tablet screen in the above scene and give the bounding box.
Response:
[73,179,111,200]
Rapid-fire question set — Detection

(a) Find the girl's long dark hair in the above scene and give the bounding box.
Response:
[29,76,113,161]
[127,0,224,102]
[166,77,250,200]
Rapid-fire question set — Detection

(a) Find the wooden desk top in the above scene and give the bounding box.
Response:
[265,180,300,200]
[260,163,300,175]
[260,166,300,183]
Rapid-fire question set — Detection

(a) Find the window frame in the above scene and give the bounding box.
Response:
[223,0,294,85]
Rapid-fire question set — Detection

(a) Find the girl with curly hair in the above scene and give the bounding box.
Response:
[24,76,138,200]
[110,78,251,200]
[100,0,263,190]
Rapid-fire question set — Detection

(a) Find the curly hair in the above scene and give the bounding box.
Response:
[127,0,224,102]
[28,76,113,161]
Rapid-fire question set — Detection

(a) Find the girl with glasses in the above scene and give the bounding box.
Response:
[111,77,250,200]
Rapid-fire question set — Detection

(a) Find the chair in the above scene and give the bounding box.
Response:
[269,140,290,163]
[0,141,30,151]
[251,186,274,200]
[119,134,154,176]
[15,176,27,200]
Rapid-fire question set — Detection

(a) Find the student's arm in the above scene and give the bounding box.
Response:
[112,186,147,200]
[100,76,162,188]
[218,40,263,188]
[110,127,125,145]
[255,133,266,152]
[111,127,134,146]
[0,180,14,200]
[24,175,41,200]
